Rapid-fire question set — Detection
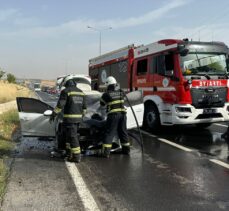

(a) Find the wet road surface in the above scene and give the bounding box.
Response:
[2,138,85,211]
[2,91,229,210]
[149,123,229,161]
[78,135,229,210]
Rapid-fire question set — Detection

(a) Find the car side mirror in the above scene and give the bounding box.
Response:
[43,110,53,116]
[180,49,189,57]
[165,69,174,77]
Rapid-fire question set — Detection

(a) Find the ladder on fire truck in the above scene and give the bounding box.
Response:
[89,44,135,67]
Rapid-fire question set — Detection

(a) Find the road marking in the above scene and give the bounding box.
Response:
[65,161,100,211]
[138,129,157,138]
[209,159,229,169]
[135,129,193,152]
[35,92,43,101]
[158,138,193,152]
[214,123,228,128]
[138,128,229,168]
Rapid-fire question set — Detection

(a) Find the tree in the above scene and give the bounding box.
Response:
[0,69,5,79]
[7,73,16,83]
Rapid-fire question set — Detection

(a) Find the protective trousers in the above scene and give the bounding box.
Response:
[63,123,80,157]
[57,123,66,150]
[103,113,130,155]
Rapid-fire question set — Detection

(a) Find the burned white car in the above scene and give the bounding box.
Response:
[16,90,144,152]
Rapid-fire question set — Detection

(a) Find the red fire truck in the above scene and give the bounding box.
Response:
[89,39,229,131]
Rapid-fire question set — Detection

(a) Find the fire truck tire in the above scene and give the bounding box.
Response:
[195,123,212,128]
[144,104,160,132]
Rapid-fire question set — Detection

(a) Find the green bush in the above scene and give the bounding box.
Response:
[7,73,16,84]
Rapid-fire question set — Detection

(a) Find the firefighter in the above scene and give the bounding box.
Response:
[100,76,130,158]
[50,75,86,163]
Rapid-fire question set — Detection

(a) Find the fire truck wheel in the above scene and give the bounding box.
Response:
[195,123,212,128]
[144,104,160,132]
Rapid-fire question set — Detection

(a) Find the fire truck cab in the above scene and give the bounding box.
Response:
[89,39,229,131]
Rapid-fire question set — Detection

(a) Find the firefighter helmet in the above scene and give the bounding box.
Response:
[63,75,73,84]
[105,76,117,86]
[63,75,76,87]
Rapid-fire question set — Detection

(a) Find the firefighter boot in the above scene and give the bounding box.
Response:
[50,148,66,158]
[65,143,71,158]
[68,153,81,163]
[102,147,111,158]
[122,146,130,155]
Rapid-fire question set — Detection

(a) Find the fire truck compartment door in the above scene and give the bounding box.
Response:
[125,90,144,129]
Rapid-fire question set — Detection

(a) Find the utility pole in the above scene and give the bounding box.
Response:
[87,26,112,55]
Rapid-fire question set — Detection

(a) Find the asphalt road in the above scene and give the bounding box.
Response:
[2,91,229,211]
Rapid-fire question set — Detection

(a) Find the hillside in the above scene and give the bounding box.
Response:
[0,81,32,103]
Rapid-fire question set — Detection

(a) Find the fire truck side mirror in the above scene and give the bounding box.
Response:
[178,45,189,56]
[226,58,229,68]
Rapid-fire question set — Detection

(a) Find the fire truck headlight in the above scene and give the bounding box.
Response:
[175,107,191,113]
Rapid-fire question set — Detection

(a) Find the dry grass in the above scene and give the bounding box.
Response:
[0,159,7,199]
[0,81,32,103]
[41,80,55,87]
[0,109,19,199]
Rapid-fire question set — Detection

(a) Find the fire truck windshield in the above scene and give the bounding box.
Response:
[180,53,228,76]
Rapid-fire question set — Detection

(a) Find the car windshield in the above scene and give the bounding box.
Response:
[58,77,91,90]
[73,78,91,86]
[180,53,228,76]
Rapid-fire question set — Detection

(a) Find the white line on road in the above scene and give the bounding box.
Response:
[139,130,157,138]
[209,159,229,169]
[136,129,193,152]
[135,130,193,152]
[65,161,100,211]
[158,138,193,152]
[213,123,228,128]
[138,128,229,169]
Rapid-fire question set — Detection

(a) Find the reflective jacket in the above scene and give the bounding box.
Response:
[100,86,126,115]
[54,86,86,123]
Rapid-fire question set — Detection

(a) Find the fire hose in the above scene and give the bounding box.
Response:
[121,89,144,153]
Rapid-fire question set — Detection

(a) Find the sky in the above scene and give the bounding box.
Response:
[0,0,229,79]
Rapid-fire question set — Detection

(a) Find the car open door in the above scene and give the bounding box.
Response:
[125,90,144,129]
[17,97,55,137]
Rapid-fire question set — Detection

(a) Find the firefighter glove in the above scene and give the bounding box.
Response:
[49,111,57,123]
